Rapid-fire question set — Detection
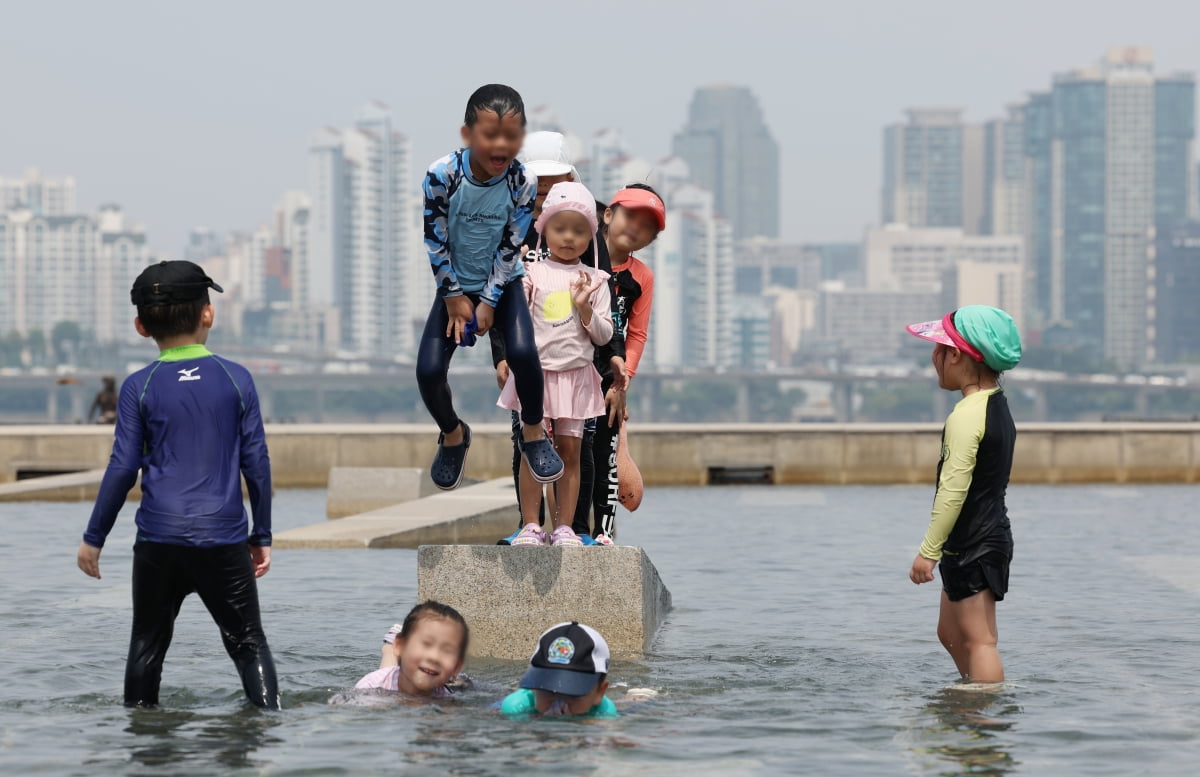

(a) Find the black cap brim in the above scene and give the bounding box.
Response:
[519,666,602,697]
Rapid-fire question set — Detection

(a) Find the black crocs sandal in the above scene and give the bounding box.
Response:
[430,422,471,490]
[519,435,564,484]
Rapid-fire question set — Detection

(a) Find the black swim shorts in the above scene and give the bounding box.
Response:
[940,552,1010,602]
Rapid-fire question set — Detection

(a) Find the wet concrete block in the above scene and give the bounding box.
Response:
[326,467,445,518]
[417,545,672,660]
[275,477,516,549]
[0,468,142,502]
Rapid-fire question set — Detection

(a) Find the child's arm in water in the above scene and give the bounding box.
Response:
[476,167,536,333]
[910,406,984,583]
[78,379,144,579]
[423,157,474,341]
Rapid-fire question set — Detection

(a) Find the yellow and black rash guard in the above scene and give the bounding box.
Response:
[919,388,1015,567]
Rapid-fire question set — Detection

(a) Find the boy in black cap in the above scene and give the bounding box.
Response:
[499,621,617,718]
[76,260,280,709]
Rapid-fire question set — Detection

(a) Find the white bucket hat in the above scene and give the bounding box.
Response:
[520,131,578,178]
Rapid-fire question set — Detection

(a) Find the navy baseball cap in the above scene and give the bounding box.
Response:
[131,261,224,308]
[519,622,610,697]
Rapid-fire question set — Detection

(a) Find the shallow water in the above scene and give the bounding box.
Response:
[1,484,1198,775]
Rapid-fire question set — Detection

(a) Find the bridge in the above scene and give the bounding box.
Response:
[2,366,1193,424]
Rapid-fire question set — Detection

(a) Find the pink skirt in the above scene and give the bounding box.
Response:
[498,365,606,421]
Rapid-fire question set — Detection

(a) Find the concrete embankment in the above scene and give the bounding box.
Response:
[2,423,1200,491]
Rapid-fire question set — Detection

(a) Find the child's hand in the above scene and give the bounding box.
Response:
[475,303,495,336]
[605,386,627,428]
[444,295,475,342]
[571,270,598,310]
[495,359,510,391]
[77,542,102,579]
[250,545,271,578]
[909,555,937,584]
[609,356,629,393]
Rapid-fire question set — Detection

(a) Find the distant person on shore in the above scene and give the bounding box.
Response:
[87,375,118,424]
[493,131,628,546]
[498,182,613,547]
[76,260,280,710]
[905,306,1023,685]
[417,84,563,491]
[499,622,618,719]
[356,601,471,697]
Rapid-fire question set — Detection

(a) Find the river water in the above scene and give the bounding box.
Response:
[1,484,1197,776]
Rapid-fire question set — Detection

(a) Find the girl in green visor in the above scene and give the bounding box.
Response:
[904,305,1022,685]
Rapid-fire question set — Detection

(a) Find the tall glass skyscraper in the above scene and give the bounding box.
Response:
[1022,47,1196,367]
[672,85,780,241]
[1154,222,1200,363]
[882,108,984,232]
[982,105,1026,237]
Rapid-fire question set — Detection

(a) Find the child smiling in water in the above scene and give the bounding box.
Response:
[356,601,470,698]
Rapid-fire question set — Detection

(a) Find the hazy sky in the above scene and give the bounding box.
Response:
[3,0,1198,255]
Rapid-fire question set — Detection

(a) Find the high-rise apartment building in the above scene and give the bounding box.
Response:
[305,102,413,355]
[645,182,735,369]
[1153,221,1200,363]
[582,127,652,201]
[672,85,779,240]
[882,108,985,233]
[0,169,76,216]
[1022,46,1196,366]
[982,105,1026,237]
[864,224,1023,299]
[0,200,149,342]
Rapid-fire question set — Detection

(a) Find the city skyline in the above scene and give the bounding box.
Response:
[4,1,1200,255]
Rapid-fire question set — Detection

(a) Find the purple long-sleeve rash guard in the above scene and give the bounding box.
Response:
[83,344,272,549]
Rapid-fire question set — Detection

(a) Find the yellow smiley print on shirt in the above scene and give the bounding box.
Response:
[543,290,573,322]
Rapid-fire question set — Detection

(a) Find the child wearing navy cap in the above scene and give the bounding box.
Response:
[499,621,618,718]
[76,260,280,709]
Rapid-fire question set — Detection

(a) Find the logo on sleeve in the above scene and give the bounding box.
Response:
[177,367,201,382]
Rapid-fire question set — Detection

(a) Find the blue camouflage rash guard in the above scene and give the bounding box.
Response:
[82,344,272,549]
[422,148,535,307]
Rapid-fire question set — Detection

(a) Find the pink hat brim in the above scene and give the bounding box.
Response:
[906,319,955,348]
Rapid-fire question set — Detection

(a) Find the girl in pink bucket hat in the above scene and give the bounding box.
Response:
[499,181,614,547]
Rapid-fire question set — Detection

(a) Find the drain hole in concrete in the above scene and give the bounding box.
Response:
[15,468,87,481]
[707,466,775,485]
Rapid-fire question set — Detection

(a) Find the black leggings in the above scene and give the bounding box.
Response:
[590,411,620,539]
[126,541,280,709]
[417,280,544,433]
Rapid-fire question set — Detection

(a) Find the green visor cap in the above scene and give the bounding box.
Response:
[953,305,1022,372]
